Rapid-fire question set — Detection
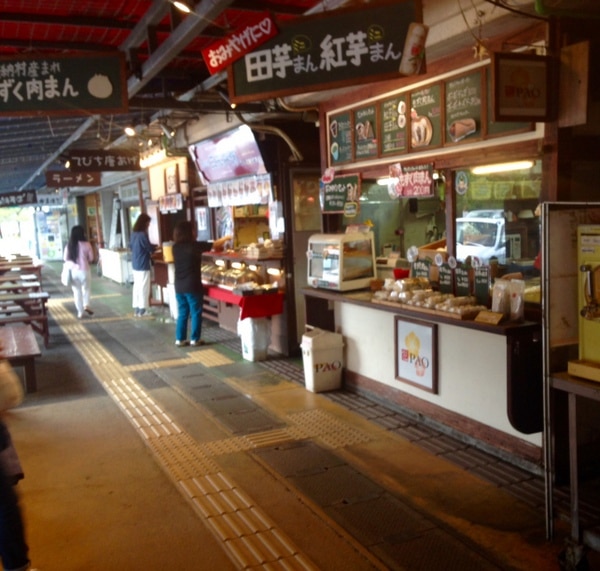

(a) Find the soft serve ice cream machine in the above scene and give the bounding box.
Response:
[568,225,600,382]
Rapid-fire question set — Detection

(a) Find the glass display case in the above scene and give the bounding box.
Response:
[307,232,376,291]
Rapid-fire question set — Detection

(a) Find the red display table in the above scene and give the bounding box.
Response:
[206,286,284,319]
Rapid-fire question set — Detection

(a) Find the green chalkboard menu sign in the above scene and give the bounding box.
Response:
[320,174,360,213]
[328,111,353,165]
[455,265,472,297]
[410,84,443,150]
[354,105,378,160]
[473,266,491,306]
[438,264,453,294]
[445,71,482,145]
[380,95,408,155]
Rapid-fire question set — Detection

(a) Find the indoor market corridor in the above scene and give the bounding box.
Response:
[5,265,597,570]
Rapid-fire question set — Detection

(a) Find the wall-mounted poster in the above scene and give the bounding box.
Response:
[354,105,378,160]
[165,164,179,194]
[395,316,438,394]
[445,71,483,144]
[328,111,353,166]
[380,95,409,155]
[410,83,443,150]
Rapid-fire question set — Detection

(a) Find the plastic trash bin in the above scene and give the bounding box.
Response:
[238,317,270,361]
[301,328,344,392]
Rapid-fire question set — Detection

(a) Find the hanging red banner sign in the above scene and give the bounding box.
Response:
[201,12,278,75]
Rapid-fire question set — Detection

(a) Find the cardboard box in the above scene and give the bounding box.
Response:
[418,238,448,262]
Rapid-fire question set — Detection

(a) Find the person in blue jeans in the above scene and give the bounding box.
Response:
[172,221,212,346]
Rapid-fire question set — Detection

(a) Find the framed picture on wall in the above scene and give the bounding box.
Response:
[395,316,438,394]
[492,52,555,122]
[165,164,179,194]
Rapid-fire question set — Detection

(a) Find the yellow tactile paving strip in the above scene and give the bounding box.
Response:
[49,299,319,570]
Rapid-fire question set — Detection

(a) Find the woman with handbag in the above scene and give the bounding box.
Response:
[64,225,95,319]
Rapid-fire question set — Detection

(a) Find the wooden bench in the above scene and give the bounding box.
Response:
[0,324,41,393]
[0,292,50,348]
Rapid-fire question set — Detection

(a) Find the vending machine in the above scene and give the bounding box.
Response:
[568,224,600,382]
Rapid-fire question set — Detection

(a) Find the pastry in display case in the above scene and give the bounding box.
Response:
[307,232,376,291]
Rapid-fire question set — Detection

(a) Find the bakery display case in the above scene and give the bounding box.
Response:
[307,231,376,291]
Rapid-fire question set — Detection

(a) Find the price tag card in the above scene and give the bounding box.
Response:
[474,310,504,325]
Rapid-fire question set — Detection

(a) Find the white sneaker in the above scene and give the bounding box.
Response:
[175,340,189,347]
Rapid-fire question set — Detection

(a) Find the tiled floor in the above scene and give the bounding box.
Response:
[13,263,600,570]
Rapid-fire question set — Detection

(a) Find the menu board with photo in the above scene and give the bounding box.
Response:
[410,84,443,150]
[445,71,483,145]
[354,105,378,160]
[328,111,353,165]
[380,95,409,155]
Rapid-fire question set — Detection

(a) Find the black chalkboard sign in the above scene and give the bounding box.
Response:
[410,84,443,150]
[455,265,472,297]
[354,105,378,160]
[438,264,453,294]
[380,95,408,155]
[412,259,431,281]
[474,266,491,306]
[320,174,360,213]
[230,2,417,102]
[328,111,353,165]
[445,71,482,145]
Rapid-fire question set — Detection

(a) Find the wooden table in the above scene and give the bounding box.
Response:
[0,264,43,282]
[0,273,38,284]
[0,281,41,294]
[0,324,41,393]
[0,291,50,348]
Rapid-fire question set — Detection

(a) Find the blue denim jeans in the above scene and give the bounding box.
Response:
[175,292,203,342]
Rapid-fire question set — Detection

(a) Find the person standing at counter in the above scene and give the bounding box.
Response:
[130,213,157,318]
[172,221,207,346]
[172,222,231,346]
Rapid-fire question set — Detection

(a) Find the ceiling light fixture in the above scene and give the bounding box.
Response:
[172,0,192,13]
[217,89,237,109]
[159,123,175,140]
[124,125,136,137]
[471,160,534,175]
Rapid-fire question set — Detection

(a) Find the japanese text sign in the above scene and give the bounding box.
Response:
[0,52,127,116]
[202,12,278,75]
[229,1,419,103]
[0,190,37,207]
[320,173,360,213]
[65,150,140,172]
[387,163,433,198]
[45,171,102,187]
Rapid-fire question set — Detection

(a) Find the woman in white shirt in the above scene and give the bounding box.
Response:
[63,225,95,319]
